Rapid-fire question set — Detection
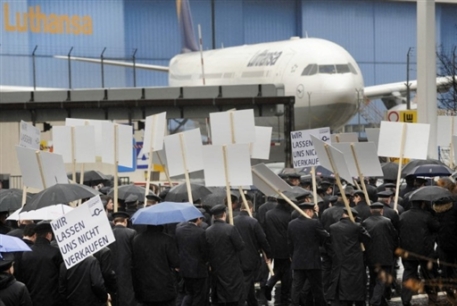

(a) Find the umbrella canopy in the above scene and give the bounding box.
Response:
[131,201,203,225]
[300,166,334,178]
[201,188,240,207]
[381,162,399,181]
[0,234,32,252]
[108,184,153,200]
[68,171,110,186]
[404,164,453,177]
[8,204,74,221]
[164,183,212,203]
[22,183,100,212]
[409,186,453,203]
[401,159,446,177]
[0,189,32,212]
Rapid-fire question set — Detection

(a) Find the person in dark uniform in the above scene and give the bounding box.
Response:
[353,190,371,221]
[0,212,10,235]
[288,202,329,306]
[12,223,36,283]
[288,173,301,187]
[6,220,33,239]
[399,200,440,306]
[255,196,277,231]
[234,200,272,306]
[93,247,117,306]
[362,202,398,306]
[124,194,139,217]
[108,211,137,306]
[144,194,161,207]
[0,253,32,306]
[19,222,64,306]
[377,190,400,232]
[327,208,371,306]
[175,215,209,306]
[132,224,179,306]
[59,255,109,306]
[264,197,293,305]
[206,204,245,306]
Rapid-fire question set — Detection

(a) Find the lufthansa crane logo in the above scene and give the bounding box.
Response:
[296,84,304,98]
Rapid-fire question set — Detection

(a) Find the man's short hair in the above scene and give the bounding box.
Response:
[23,223,37,237]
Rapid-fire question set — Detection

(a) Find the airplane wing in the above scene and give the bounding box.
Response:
[53,55,169,72]
[364,76,454,110]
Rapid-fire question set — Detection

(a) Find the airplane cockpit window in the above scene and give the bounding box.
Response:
[318,65,337,74]
[336,64,350,74]
[301,64,318,76]
[348,63,358,74]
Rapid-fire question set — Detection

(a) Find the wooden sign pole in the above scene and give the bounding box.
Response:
[156,153,174,187]
[450,116,454,169]
[35,151,47,190]
[350,143,371,203]
[311,166,318,207]
[179,134,193,204]
[22,186,27,207]
[71,127,76,183]
[393,124,407,211]
[144,116,156,204]
[222,146,234,225]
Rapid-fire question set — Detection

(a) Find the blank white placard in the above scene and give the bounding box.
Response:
[333,143,358,178]
[164,129,204,177]
[16,146,44,190]
[117,125,133,168]
[52,126,72,163]
[327,145,353,182]
[101,122,115,165]
[251,163,292,196]
[66,118,106,157]
[437,116,457,146]
[40,152,69,187]
[352,142,383,177]
[378,121,404,158]
[74,126,96,163]
[210,109,256,145]
[404,123,430,160]
[203,144,252,187]
[310,135,333,174]
[251,127,272,160]
[365,128,380,150]
[143,112,166,152]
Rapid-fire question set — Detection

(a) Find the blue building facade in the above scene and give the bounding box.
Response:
[1,0,456,106]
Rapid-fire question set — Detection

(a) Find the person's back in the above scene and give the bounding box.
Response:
[20,224,63,306]
[264,203,291,259]
[132,225,179,305]
[256,199,277,230]
[0,253,32,306]
[59,256,108,306]
[362,214,397,267]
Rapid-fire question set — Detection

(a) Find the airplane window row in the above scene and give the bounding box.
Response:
[301,63,358,76]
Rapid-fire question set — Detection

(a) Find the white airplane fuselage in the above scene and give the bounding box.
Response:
[169,37,364,130]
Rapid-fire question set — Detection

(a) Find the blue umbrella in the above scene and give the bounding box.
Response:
[131,202,203,225]
[0,234,32,253]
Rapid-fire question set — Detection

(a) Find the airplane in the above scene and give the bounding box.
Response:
[7,0,455,131]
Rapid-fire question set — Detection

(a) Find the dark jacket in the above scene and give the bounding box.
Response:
[206,219,245,303]
[256,201,277,231]
[265,203,291,259]
[234,211,272,271]
[434,202,457,253]
[93,247,117,301]
[399,206,440,259]
[12,239,33,283]
[0,273,32,306]
[108,225,136,306]
[320,202,345,232]
[362,214,398,266]
[382,203,400,232]
[288,216,329,270]
[19,237,64,306]
[6,227,24,239]
[175,222,208,278]
[353,201,371,221]
[132,226,179,303]
[59,256,107,306]
[327,218,371,302]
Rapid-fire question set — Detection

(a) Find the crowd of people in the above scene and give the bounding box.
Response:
[0,170,455,306]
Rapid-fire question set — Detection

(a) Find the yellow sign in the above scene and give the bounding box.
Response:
[399,110,417,123]
[389,157,410,164]
[3,3,93,35]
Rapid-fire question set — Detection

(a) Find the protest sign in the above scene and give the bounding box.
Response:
[251,126,272,160]
[331,133,358,143]
[143,112,166,152]
[19,121,40,150]
[164,129,204,177]
[290,127,330,168]
[51,196,115,269]
[210,109,256,145]
[365,128,380,150]
[53,126,96,164]
[203,144,252,187]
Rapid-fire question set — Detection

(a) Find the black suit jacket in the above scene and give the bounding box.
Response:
[362,214,398,266]
[265,204,291,259]
[175,222,208,278]
[288,216,329,270]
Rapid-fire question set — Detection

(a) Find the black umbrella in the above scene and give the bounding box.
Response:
[107,184,153,200]
[165,183,212,203]
[67,171,110,186]
[381,162,399,181]
[201,187,240,207]
[0,189,32,212]
[299,166,334,178]
[22,183,100,212]
[409,186,453,203]
[404,164,453,177]
[401,159,446,177]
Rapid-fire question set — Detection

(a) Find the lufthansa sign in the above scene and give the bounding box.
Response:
[386,110,417,123]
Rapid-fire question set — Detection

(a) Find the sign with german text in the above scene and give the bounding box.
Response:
[51,196,115,269]
[290,127,330,168]
[19,120,40,150]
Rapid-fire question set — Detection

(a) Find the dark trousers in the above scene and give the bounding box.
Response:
[266,258,292,302]
[439,249,457,296]
[181,277,208,306]
[368,265,391,306]
[291,269,326,306]
[401,259,438,305]
[321,252,332,296]
[140,299,175,306]
[241,270,258,306]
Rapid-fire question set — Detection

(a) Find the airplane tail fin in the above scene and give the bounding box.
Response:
[176,0,199,53]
